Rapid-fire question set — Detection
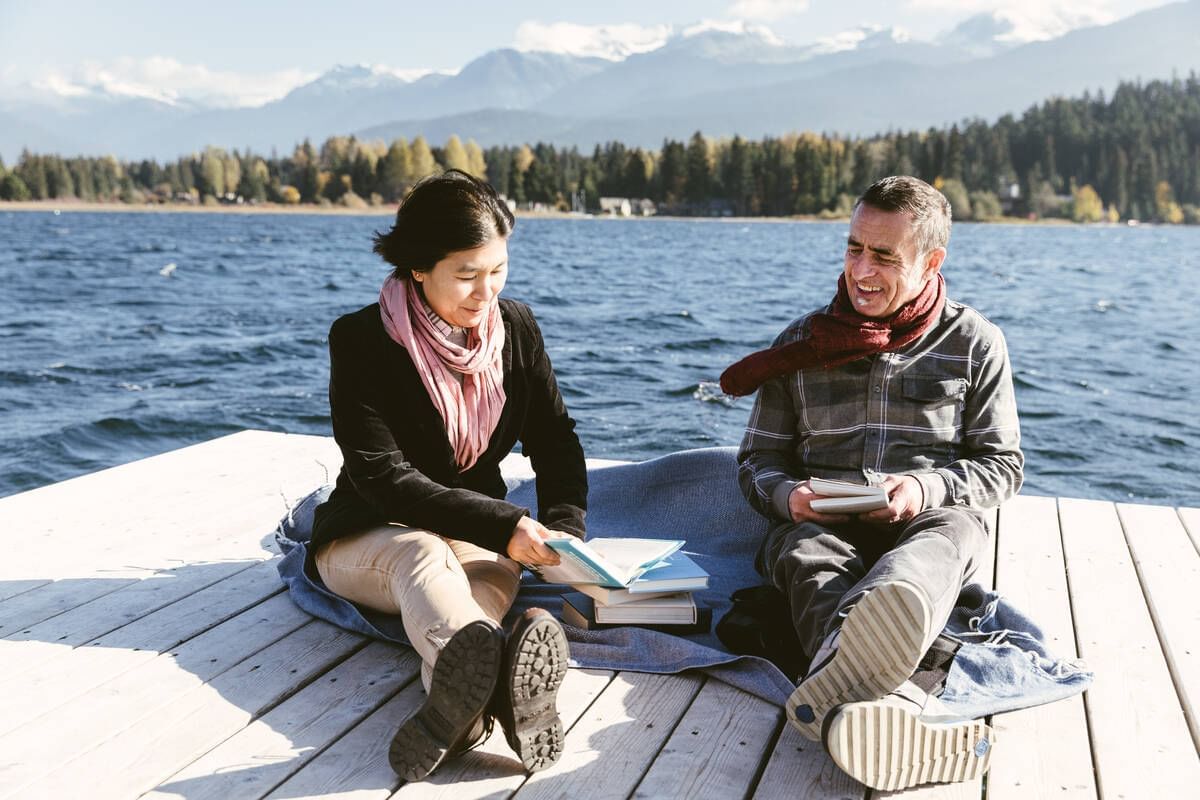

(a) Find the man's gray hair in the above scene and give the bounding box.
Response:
[854,176,952,256]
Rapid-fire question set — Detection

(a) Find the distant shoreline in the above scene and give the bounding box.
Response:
[0,199,1096,227]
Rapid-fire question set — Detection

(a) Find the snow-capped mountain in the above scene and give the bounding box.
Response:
[1,1,1197,161]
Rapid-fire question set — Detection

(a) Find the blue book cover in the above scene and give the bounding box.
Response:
[626,552,709,593]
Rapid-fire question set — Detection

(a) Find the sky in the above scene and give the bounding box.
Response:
[0,0,1177,107]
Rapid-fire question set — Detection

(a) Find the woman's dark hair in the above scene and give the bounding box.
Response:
[372,169,515,279]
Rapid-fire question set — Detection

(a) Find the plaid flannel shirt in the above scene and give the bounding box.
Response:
[737,299,1024,522]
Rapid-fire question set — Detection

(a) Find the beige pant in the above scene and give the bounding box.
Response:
[315,525,522,690]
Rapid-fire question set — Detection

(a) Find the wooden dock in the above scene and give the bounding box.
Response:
[1,429,1197,799]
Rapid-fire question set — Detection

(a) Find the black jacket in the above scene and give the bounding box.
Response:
[312,298,588,555]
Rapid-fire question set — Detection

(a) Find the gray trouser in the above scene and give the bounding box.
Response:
[758,506,989,660]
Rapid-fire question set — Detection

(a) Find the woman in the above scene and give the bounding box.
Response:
[311,169,587,781]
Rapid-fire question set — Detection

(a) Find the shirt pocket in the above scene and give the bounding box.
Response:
[899,375,967,444]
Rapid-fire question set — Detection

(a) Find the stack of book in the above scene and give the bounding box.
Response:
[534,537,711,634]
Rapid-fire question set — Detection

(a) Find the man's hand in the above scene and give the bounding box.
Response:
[506,516,569,566]
[788,482,852,526]
[858,475,924,526]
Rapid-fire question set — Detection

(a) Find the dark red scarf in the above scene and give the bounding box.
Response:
[719,273,946,397]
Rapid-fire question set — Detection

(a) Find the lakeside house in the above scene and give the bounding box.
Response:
[599,197,657,217]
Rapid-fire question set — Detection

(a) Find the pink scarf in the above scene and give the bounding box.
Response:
[379,275,506,471]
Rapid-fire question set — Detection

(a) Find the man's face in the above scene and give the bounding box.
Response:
[842,205,945,318]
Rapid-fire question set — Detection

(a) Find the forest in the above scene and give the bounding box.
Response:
[2,75,1197,224]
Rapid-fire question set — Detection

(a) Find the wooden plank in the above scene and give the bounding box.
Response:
[509,671,703,800]
[391,668,615,800]
[1059,497,1200,797]
[0,575,139,636]
[986,494,1097,800]
[753,723,863,799]
[1116,502,1200,750]
[0,580,50,603]
[0,555,268,684]
[261,682,426,800]
[0,558,285,736]
[0,507,292,639]
[12,620,365,799]
[1179,507,1200,553]
[0,592,316,795]
[634,678,782,800]
[0,430,340,580]
[144,643,419,800]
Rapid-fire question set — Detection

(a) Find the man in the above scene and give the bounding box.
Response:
[721,175,1023,791]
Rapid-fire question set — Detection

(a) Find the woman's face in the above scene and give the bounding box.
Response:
[412,236,509,329]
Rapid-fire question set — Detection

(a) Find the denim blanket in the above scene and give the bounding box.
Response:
[274,447,1091,717]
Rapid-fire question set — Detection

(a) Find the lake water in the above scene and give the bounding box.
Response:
[1,210,1196,507]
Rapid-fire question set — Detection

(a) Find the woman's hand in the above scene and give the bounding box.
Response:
[506,516,569,566]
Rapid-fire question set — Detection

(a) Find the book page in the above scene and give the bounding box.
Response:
[587,538,684,573]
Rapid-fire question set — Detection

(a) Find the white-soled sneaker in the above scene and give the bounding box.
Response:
[786,580,934,740]
[822,681,995,791]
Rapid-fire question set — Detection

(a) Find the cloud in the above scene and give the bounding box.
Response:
[727,0,811,22]
[31,57,318,108]
[514,21,672,60]
[907,0,1116,42]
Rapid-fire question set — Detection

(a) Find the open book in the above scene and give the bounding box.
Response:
[534,537,685,588]
[573,552,709,604]
[808,478,889,513]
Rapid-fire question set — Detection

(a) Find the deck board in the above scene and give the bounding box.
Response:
[1115,501,1200,750]
[1059,498,1200,797]
[144,643,420,800]
[987,495,1097,800]
[1,559,283,736]
[1,430,1197,798]
[632,678,782,800]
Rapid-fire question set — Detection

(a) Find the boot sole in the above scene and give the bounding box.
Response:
[388,620,503,782]
[823,700,994,790]
[786,581,933,740]
[504,614,569,772]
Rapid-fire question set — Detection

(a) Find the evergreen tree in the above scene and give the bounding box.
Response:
[684,132,710,207]
[17,151,48,199]
[658,139,687,205]
[722,136,754,215]
[623,149,651,198]
[0,172,31,201]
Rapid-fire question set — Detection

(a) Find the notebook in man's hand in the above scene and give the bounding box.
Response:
[808,478,889,513]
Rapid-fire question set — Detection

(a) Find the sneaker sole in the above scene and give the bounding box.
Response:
[505,615,569,772]
[786,581,933,740]
[388,620,503,782]
[823,701,995,790]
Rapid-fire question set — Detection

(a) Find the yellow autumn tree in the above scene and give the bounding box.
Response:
[1071,184,1104,223]
[443,135,470,173]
